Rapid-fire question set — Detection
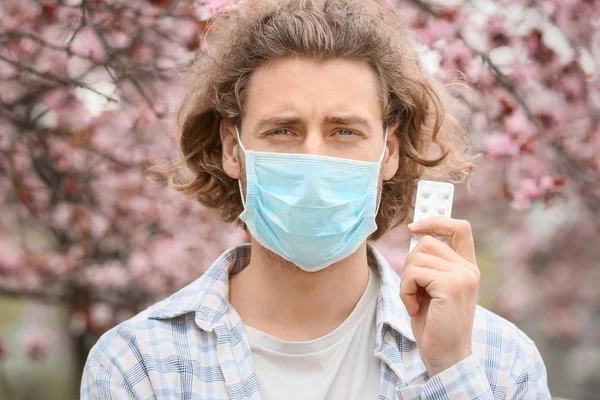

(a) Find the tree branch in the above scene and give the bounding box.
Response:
[0,55,119,104]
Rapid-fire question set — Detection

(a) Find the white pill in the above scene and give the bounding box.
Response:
[421,188,431,198]
[420,203,429,213]
[437,206,446,215]
[441,190,450,199]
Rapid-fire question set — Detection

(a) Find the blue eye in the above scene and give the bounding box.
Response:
[272,128,291,136]
[337,129,355,136]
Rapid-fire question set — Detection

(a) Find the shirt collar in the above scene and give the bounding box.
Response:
[147,243,415,342]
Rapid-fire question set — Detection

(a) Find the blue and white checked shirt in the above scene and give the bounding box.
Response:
[81,244,551,399]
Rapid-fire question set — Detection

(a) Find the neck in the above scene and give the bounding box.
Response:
[229,238,370,341]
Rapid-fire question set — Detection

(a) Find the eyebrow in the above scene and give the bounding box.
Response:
[324,115,370,129]
[255,115,371,131]
[255,116,302,131]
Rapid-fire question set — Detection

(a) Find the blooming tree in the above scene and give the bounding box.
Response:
[397,0,600,346]
[0,0,598,390]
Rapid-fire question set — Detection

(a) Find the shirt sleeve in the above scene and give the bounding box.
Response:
[423,353,496,398]
[506,342,551,399]
[396,342,552,400]
[397,352,495,400]
[80,356,132,400]
[79,325,153,400]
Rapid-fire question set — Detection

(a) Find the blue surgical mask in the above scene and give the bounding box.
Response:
[236,126,388,272]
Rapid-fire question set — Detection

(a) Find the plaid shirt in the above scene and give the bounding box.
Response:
[81,244,551,399]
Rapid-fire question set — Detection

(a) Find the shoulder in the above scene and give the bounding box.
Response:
[86,309,185,373]
[472,305,547,380]
[83,249,239,380]
[81,302,221,398]
[473,305,537,350]
[83,278,220,376]
[88,290,214,362]
[82,295,221,398]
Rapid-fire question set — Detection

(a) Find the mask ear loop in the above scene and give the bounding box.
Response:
[374,126,389,216]
[378,126,388,163]
[235,125,247,153]
[235,125,247,208]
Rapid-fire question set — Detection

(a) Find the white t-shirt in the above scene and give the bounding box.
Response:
[245,266,381,400]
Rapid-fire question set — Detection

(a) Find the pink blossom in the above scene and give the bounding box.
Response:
[483,133,520,160]
[9,36,40,57]
[41,89,70,110]
[559,74,584,102]
[510,176,562,209]
[420,19,456,47]
[0,58,18,78]
[81,262,130,291]
[70,27,108,63]
[41,90,91,131]
[0,1,41,30]
[484,16,512,50]
[466,62,496,88]
[44,253,74,278]
[521,178,541,199]
[197,0,235,21]
[0,241,22,273]
[52,203,74,228]
[439,39,473,80]
[105,30,132,49]
[508,61,538,87]
[401,7,422,30]
[504,111,536,141]
[56,4,82,27]
[89,212,109,239]
[24,332,51,362]
[538,175,555,192]
[90,303,114,330]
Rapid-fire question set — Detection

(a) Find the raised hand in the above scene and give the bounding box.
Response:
[401,217,480,377]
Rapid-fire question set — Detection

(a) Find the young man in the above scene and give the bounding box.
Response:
[81,0,550,398]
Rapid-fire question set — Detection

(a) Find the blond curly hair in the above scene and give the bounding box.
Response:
[150,0,477,240]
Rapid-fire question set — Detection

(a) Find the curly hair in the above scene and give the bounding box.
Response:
[149,0,478,240]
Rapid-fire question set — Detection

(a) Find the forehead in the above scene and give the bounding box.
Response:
[242,57,384,126]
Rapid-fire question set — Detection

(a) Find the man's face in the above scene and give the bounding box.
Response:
[222,57,399,180]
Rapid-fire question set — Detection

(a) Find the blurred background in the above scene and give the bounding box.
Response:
[0,0,599,399]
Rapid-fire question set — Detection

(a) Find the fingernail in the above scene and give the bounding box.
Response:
[408,223,417,229]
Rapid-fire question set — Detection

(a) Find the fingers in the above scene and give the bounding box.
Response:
[409,234,462,264]
[407,235,480,278]
[400,267,446,317]
[405,251,454,273]
[408,217,476,264]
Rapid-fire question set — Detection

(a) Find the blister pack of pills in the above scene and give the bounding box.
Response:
[409,180,454,252]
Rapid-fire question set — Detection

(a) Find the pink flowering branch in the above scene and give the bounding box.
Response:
[0,55,118,104]
[403,0,599,212]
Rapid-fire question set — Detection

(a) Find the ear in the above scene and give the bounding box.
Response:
[382,122,400,180]
[220,119,242,180]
